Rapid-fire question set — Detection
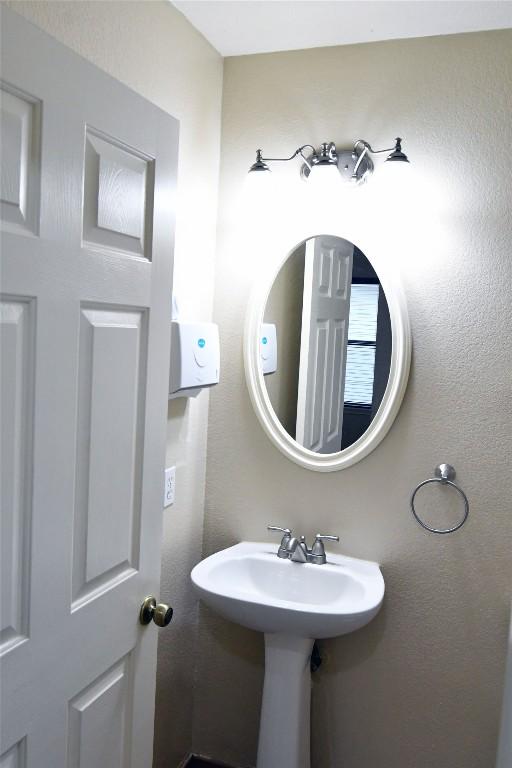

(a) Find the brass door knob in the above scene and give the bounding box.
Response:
[139,596,174,627]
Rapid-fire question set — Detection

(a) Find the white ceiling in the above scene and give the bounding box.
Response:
[171,0,512,56]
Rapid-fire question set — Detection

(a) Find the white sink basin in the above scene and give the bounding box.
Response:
[191,540,384,768]
[191,541,384,639]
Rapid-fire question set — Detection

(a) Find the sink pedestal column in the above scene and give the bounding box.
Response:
[256,633,314,768]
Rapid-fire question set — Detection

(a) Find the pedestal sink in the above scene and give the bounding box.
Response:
[191,541,385,768]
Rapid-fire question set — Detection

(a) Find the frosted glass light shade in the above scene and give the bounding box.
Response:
[307,162,342,193]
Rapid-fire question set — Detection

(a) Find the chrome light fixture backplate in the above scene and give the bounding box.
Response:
[300,149,374,184]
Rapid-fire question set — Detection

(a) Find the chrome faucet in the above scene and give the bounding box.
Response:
[290,535,309,562]
[267,527,339,565]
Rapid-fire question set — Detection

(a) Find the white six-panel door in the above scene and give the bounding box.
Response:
[296,236,354,453]
[0,9,178,767]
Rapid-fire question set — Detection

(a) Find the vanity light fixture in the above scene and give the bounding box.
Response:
[248,137,409,185]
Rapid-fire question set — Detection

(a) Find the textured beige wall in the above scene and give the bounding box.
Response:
[197,31,512,767]
[264,243,304,436]
[3,2,223,765]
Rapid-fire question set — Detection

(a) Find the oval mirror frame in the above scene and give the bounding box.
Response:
[244,232,412,472]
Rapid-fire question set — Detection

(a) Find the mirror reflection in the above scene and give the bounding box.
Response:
[262,236,391,454]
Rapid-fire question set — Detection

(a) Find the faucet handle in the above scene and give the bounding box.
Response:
[267,526,292,559]
[310,534,339,564]
[267,526,291,536]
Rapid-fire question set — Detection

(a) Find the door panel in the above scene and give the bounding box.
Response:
[0,297,34,652]
[296,237,353,453]
[72,306,147,606]
[67,655,133,768]
[0,9,178,766]
[83,127,154,259]
[0,84,41,236]
[0,739,26,768]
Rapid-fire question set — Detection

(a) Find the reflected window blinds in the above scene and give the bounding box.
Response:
[344,284,380,406]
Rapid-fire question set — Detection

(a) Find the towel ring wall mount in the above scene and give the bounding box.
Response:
[411,463,469,534]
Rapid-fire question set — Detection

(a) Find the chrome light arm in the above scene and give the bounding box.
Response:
[352,137,408,177]
[354,138,399,155]
[258,144,316,163]
[251,144,317,172]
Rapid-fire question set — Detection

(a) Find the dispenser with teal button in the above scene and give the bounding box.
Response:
[169,321,220,398]
[260,323,277,375]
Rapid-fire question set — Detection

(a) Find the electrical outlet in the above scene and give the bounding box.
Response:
[164,466,176,507]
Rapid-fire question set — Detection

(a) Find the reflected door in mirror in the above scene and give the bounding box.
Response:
[296,236,353,453]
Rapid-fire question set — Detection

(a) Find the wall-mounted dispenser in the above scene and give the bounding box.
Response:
[169,319,220,399]
[260,323,277,375]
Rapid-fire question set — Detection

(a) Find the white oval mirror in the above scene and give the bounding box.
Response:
[244,234,411,471]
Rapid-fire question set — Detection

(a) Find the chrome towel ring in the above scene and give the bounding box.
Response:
[411,463,469,534]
